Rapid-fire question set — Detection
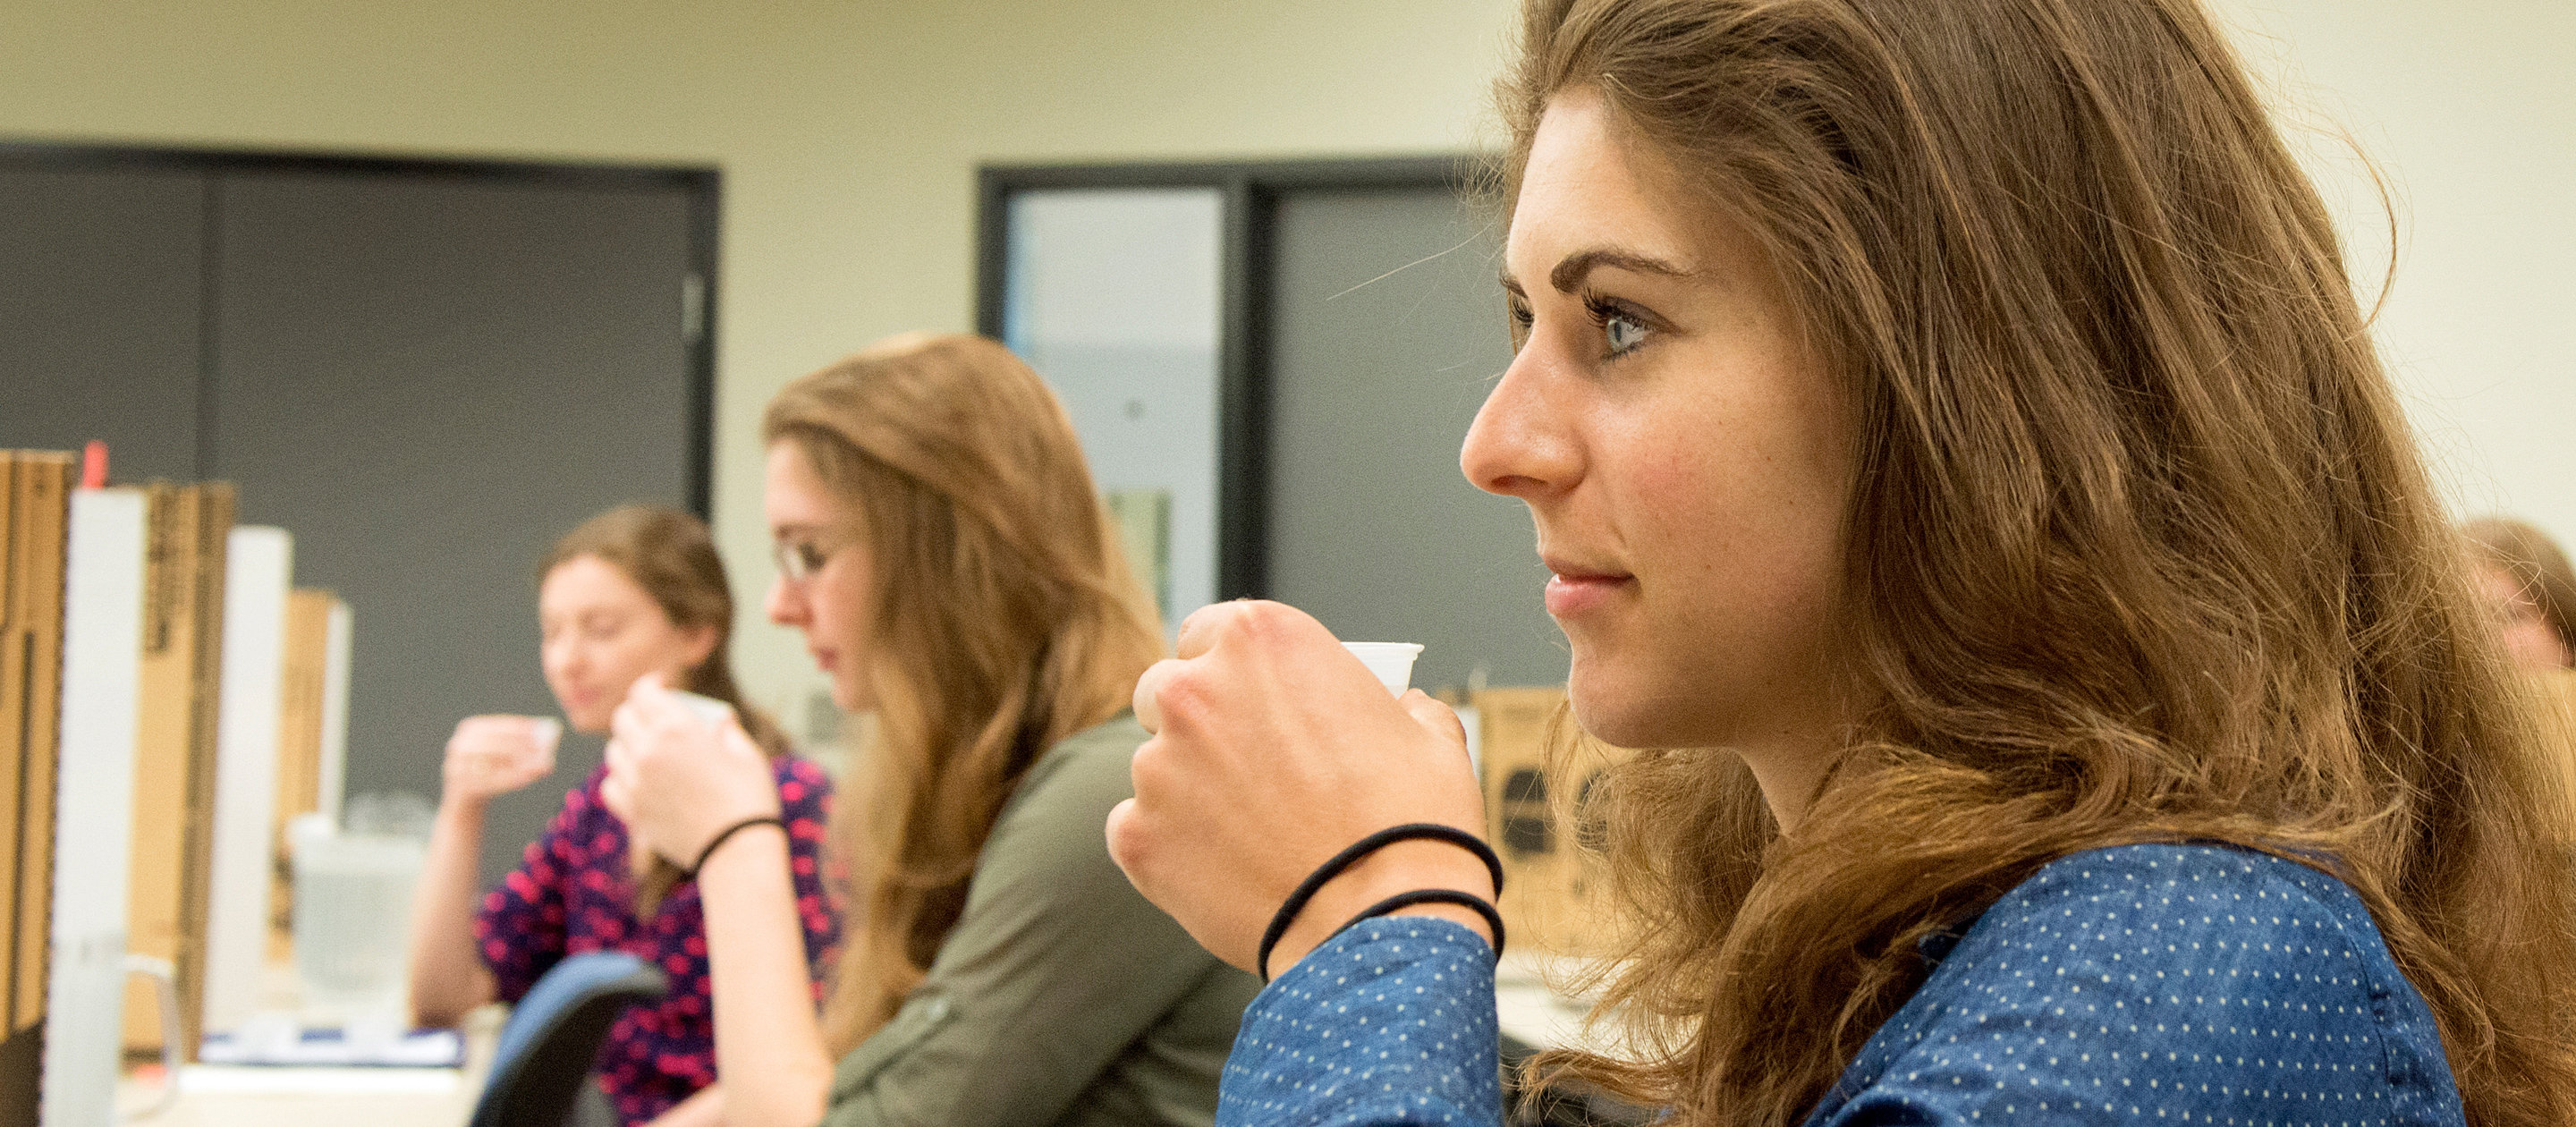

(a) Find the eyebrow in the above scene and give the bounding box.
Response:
[1500,247,1696,296]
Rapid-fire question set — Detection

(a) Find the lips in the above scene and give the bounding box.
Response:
[1542,555,1635,617]
[810,648,837,672]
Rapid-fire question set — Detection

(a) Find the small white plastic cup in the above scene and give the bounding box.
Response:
[1342,642,1425,696]
[530,716,564,758]
[665,688,735,727]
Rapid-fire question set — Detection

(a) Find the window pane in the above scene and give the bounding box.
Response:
[1004,188,1223,632]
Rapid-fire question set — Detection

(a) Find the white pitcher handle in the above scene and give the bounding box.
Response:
[118,954,182,1122]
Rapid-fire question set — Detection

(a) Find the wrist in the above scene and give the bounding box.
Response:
[690,815,788,878]
[438,792,490,820]
[1267,839,1496,975]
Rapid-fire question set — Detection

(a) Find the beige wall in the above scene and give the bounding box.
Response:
[8,0,2571,720]
[2208,0,2576,560]
[0,0,1520,718]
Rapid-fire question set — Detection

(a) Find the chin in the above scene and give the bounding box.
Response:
[827,678,873,715]
[1567,697,1659,750]
[1566,665,1657,749]
[1567,659,1720,750]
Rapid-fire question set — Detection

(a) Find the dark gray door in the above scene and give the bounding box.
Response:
[1265,189,1565,694]
[0,166,206,483]
[210,171,699,886]
[2,156,711,889]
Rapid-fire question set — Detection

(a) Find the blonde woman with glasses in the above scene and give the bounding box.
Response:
[602,333,1258,1127]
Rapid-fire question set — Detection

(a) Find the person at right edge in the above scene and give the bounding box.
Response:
[1111,1,2576,1126]
[2462,515,2576,671]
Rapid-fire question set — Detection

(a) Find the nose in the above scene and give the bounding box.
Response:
[1461,347,1580,501]
[766,574,807,627]
[542,634,581,682]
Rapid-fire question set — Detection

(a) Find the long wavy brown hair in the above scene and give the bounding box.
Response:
[1497,1,2576,1123]
[541,504,789,913]
[762,333,1165,1054]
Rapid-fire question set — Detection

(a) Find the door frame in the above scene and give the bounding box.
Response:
[0,143,722,515]
[975,156,1478,601]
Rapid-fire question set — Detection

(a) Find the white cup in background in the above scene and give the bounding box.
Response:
[530,716,564,758]
[1342,642,1425,696]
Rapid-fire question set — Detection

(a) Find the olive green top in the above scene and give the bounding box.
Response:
[821,715,1261,1127]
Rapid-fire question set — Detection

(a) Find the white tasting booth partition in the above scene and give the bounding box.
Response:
[201,526,292,1038]
[42,486,147,1127]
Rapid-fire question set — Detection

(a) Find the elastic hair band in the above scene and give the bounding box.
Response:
[686,815,787,878]
[1257,823,1504,981]
[1328,889,1505,961]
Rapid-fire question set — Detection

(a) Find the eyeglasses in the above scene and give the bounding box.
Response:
[771,531,856,584]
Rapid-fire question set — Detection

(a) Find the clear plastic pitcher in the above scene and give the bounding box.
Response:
[290,805,428,1025]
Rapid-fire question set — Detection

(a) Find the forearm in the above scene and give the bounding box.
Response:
[698,826,834,1127]
[406,797,496,1026]
[648,1084,728,1127]
[1217,917,1502,1127]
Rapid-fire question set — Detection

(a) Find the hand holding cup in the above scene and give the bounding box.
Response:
[441,715,561,806]
[602,673,781,868]
[1109,600,1490,977]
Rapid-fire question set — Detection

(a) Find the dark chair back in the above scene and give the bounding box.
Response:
[469,951,669,1127]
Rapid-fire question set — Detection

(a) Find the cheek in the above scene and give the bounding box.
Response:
[1581,383,1851,744]
[596,632,668,686]
[818,565,874,647]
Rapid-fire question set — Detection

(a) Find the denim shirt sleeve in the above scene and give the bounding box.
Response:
[1801,843,2465,1127]
[1216,916,1504,1127]
[1208,844,2461,1127]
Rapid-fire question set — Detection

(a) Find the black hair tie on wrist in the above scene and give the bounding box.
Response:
[1256,823,1505,981]
[1328,888,1505,957]
[685,815,786,879]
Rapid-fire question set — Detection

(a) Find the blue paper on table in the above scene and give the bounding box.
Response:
[198,1027,464,1068]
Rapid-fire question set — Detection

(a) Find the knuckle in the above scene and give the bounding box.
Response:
[1232,599,1285,640]
[1105,804,1154,876]
[1127,737,1170,794]
[1157,665,1215,716]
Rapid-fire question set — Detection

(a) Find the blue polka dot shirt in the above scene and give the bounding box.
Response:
[1216,843,2464,1126]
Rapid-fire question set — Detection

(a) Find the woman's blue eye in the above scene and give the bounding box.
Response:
[1604,312,1648,356]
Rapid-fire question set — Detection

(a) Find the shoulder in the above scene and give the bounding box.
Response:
[769,752,834,804]
[965,715,1146,892]
[1041,713,1150,769]
[1983,842,2374,941]
[544,764,615,831]
[998,713,1148,820]
[1807,843,2462,1125]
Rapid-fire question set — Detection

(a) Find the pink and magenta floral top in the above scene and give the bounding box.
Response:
[474,757,841,1126]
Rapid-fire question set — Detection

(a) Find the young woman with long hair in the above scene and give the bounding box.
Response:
[1108,1,2576,1124]
[405,504,839,1127]
[603,333,1258,1127]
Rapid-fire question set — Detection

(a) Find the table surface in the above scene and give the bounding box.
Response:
[121,953,1606,1125]
[1495,953,1617,1055]
[119,958,502,1127]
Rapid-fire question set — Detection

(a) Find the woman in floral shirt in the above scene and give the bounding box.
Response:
[406,505,841,1126]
